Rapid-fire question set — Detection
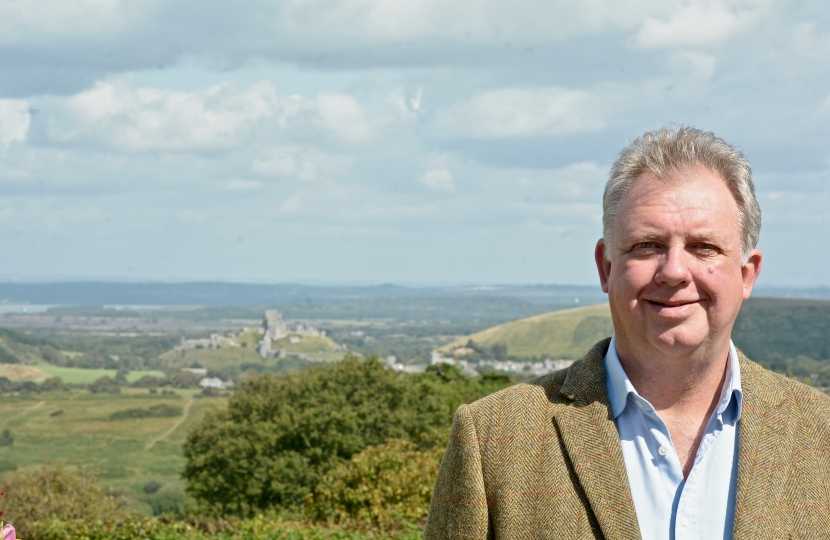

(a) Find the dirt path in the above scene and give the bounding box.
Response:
[144,398,194,451]
[0,400,45,430]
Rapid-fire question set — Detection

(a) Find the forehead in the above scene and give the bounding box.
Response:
[613,167,740,239]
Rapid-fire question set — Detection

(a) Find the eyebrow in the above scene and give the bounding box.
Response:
[622,229,727,243]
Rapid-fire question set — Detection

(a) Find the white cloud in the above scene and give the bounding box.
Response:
[0,100,31,150]
[316,92,376,145]
[670,51,717,80]
[37,79,312,152]
[636,2,757,49]
[250,146,351,182]
[0,0,127,44]
[431,87,605,139]
[419,168,455,191]
[224,179,263,191]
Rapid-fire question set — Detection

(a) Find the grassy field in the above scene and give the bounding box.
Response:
[438,303,613,359]
[0,388,227,515]
[33,365,168,384]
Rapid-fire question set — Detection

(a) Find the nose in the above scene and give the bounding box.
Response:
[655,246,691,286]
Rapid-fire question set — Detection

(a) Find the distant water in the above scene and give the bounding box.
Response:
[0,304,55,314]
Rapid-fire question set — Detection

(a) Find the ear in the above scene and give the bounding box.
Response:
[741,249,762,300]
[595,239,611,293]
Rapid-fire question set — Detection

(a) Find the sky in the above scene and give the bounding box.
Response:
[0,0,829,286]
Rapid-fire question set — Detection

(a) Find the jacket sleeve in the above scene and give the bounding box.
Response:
[424,404,492,540]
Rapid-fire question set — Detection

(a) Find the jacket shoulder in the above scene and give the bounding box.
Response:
[461,367,572,433]
[741,355,830,429]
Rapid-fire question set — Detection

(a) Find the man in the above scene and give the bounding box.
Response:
[424,127,830,539]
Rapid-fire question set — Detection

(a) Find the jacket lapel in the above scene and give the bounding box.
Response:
[732,353,794,539]
[553,339,641,540]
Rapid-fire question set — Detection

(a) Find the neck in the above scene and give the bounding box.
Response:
[614,337,730,413]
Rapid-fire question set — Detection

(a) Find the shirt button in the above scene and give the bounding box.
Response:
[658,446,668,456]
[680,516,689,527]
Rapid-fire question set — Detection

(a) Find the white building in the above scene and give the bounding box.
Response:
[199,377,233,390]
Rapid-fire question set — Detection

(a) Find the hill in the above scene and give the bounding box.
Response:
[438,303,612,360]
[438,297,830,366]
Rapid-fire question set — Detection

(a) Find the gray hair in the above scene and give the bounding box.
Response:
[602,126,761,264]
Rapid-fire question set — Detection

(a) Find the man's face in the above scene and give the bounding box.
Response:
[595,166,762,359]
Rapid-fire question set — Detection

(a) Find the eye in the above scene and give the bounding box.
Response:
[631,242,659,253]
[692,243,720,255]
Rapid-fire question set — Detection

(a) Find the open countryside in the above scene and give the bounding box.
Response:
[0,291,830,537]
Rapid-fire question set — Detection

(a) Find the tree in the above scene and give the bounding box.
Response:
[182,355,449,516]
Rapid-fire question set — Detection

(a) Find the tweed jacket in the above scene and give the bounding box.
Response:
[424,338,830,539]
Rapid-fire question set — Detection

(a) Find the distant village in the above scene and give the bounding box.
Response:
[174,308,574,385]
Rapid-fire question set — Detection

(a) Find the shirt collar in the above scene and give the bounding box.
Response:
[604,334,743,422]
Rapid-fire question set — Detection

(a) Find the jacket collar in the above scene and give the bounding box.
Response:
[553,338,641,539]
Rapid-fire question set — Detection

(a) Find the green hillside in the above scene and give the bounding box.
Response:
[438,303,612,359]
[438,297,830,367]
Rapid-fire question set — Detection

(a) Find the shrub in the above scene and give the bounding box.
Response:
[109,404,182,421]
[1,464,125,534]
[131,375,169,388]
[144,480,163,494]
[145,485,187,516]
[88,376,121,394]
[0,430,12,447]
[305,437,445,530]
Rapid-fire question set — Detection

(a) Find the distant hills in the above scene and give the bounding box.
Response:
[439,303,612,359]
[439,297,830,365]
[0,282,606,306]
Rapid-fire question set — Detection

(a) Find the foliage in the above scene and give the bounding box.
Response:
[109,404,182,421]
[0,376,68,395]
[19,514,424,540]
[304,437,444,530]
[173,371,201,388]
[732,298,830,364]
[144,481,163,494]
[183,354,510,517]
[144,485,187,516]
[88,376,121,394]
[0,431,12,447]
[182,355,449,515]
[131,375,170,388]
[1,465,126,534]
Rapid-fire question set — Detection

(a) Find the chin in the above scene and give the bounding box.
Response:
[646,325,708,354]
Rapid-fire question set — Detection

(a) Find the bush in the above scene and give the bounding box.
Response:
[144,485,187,516]
[39,377,68,393]
[183,355,449,516]
[1,464,125,534]
[88,376,121,394]
[143,480,163,494]
[109,404,182,421]
[20,514,424,540]
[0,430,12,447]
[305,437,445,530]
[131,375,169,388]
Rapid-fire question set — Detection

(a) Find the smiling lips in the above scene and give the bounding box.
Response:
[646,299,700,311]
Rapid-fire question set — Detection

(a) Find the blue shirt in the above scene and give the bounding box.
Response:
[604,335,743,540]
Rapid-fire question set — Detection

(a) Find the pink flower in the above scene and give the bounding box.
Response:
[2,524,14,540]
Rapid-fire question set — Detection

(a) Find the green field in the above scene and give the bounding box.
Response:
[35,365,167,384]
[0,388,227,514]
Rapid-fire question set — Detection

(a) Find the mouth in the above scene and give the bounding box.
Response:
[644,299,701,317]
[646,299,699,308]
